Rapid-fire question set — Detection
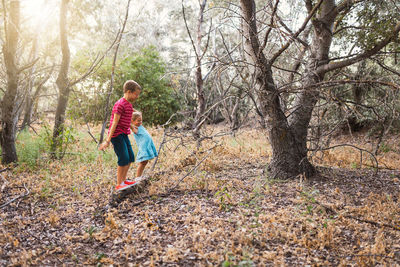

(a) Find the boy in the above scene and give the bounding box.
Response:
[99,80,141,191]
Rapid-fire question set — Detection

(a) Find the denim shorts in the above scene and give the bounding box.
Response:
[111,134,135,166]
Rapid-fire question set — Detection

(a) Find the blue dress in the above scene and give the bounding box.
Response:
[133,125,158,162]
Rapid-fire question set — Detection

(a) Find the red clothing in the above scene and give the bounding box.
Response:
[109,98,133,138]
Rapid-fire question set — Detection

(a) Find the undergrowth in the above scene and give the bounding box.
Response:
[1,124,399,266]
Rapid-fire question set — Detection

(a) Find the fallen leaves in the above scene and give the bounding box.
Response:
[1,125,400,265]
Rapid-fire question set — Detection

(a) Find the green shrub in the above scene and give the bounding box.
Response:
[69,46,180,126]
[15,129,47,169]
[114,46,180,126]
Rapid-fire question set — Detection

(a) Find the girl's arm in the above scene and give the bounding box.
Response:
[130,122,138,134]
[99,113,121,150]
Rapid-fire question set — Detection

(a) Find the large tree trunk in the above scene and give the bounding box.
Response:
[241,0,400,179]
[1,0,20,164]
[240,0,315,179]
[51,0,71,158]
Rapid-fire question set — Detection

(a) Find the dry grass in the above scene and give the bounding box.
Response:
[1,124,400,266]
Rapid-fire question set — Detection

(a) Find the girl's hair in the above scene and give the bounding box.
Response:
[132,111,142,121]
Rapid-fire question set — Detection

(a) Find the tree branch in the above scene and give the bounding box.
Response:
[270,0,323,64]
[0,183,30,209]
[260,0,280,53]
[317,21,400,74]
[17,57,40,74]
[182,0,200,61]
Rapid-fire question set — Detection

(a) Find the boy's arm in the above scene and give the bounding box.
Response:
[99,113,121,150]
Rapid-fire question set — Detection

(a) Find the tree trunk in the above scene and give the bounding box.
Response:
[51,0,71,158]
[1,0,20,164]
[192,0,207,139]
[21,36,38,131]
[240,0,315,179]
[239,0,400,179]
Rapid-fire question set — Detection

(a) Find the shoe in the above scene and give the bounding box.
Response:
[124,179,136,185]
[115,183,134,191]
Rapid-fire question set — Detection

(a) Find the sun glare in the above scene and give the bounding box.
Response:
[21,0,57,31]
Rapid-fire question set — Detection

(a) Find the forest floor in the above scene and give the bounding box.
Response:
[1,124,400,266]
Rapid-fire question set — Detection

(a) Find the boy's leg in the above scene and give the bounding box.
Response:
[121,163,131,181]
[117,164,130,185]
[136,160,148,177]
[112,134,133,185]
[122,134,135,180]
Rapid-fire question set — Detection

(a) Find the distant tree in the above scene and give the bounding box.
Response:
[51,0,72,158]
[52,0,111,158]
[1,0,21,164]
[98,0,131,145]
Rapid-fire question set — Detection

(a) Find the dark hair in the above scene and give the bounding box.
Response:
[123,80,142,93]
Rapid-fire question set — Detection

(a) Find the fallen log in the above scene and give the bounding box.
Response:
[108,176,149,208]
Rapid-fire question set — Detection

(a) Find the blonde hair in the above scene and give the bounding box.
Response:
[132,111,142,121]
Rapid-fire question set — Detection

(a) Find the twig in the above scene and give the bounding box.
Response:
[168,144,218,192]
[344,214,400,231]
[338,251,400,260]
[297,189,400,231]
[87,124,98,144]
[309,143,379,174]
[0,183,30,209]
[0,168,10,173]
[149,129,168,174]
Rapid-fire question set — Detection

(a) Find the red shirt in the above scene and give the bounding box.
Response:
[109,97,133,138]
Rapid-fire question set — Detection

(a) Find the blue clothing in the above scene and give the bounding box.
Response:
[111,133,135,166]
[133,125,158,162]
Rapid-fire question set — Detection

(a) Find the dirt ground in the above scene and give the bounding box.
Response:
[1,127,400,266]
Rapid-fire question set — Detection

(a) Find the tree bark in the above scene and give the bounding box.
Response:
[1,0,20,164]
[21,36,38,131]
[240,0,400,179]
[51,0,71,158]
[192,0,207,139]
[240,0,315,179]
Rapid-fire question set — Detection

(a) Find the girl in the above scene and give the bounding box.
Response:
[131,111,158,177]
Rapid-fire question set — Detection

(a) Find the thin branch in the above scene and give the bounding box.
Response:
[0,168,10,173]
[260,0,280,53]
[374,59,400,77]
[182,0,199,61]
[168,144,218,192]
[297,188,400,231]
[279,79,400,93]
[270,0,323,64]
[0,183,30,209]
[309,143,378,172]
[149,128,169,175]
[17,57,40,74]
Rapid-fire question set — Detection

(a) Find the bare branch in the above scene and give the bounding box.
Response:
[270,0,323,64]
[17,57,39,74]
[374,58,400,77]
[182,0,200,61]
[0,183,30,209]
[318,21,400,74]
[260,0,280,52]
